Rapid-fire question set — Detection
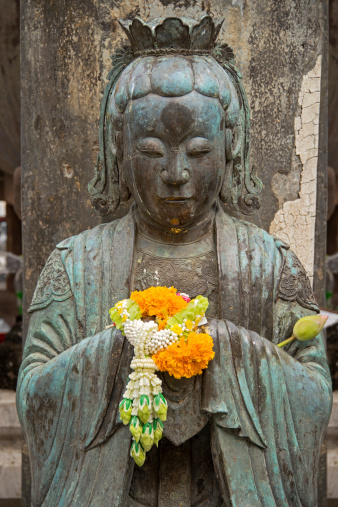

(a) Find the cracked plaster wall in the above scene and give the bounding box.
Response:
[270,55,322,285]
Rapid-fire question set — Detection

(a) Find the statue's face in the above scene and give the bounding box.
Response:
[122,91,226,230]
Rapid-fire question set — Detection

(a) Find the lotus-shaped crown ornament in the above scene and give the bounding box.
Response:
[119,16,224,56]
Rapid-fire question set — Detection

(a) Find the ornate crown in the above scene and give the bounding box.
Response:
[119,16,224,57]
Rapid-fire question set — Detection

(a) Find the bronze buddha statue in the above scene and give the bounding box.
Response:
[17,16,332,507]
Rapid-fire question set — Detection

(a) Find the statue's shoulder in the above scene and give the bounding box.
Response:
[233,216,319,312]
[232,217,290,253]
[29,220,120,313]
[28,247,73,313]
[276,242,319,312]
[55,220,120,253]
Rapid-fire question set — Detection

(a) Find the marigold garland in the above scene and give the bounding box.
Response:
[153,332,215,379]
[131,286,187,325]
[108,286,214,467]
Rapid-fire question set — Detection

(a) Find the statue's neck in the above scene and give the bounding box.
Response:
[134,206,216,245]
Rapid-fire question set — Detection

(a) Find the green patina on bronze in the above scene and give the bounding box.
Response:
[17,16,331,506]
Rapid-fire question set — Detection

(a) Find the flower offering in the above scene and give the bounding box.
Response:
[108,286,214,466]
[277,314,328,348]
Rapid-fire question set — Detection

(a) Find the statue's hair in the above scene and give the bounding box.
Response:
[109,56,240,130]
[88,48,262,216]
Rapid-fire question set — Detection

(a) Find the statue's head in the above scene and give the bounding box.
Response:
[89,16,262,230]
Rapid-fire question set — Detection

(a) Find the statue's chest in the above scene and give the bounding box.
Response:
[129,233,222,506]
[131,233,219,319]
[131,232,219,425]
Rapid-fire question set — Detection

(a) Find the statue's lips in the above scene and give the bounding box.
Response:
[162,197,191,204]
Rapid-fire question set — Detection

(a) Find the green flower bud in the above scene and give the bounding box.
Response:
[293,314,328,342]
[153,418,163,446]
[153,394,168,422]
[119,398,132,425]
[109,299,141,331]
[129,416,143,442]
[138,395,151,424]
[140,422,154,452]
[130,441,146,467]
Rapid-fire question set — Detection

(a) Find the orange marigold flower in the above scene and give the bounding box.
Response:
[157,318,168,330]
[152,332,215,379]
[131,286,187,321]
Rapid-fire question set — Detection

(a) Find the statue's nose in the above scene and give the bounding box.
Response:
[160,152,190,186]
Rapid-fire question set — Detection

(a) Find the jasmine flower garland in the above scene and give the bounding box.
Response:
[107,286,214,466]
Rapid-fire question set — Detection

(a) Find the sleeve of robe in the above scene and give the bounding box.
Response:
[16,253,134,507]
[202,252,332,507]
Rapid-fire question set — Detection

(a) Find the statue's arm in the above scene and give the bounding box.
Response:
[17,250,129,481]
[204,246,332,459]
[229,241,332,387]
[207,297,332,507]
[271,245,331,384]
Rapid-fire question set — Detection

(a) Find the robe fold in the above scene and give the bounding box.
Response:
[17,206,332,506]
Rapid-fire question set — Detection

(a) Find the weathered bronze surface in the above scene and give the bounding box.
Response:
[17,16,332,506]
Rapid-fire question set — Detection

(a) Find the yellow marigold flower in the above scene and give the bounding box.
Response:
[131,286,187,321]
[152,332,215,379]
[185,319,194,331]
[171,324,183,335]
[122,315,127,322]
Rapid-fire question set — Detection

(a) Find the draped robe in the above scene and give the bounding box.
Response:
[17,206,332,506]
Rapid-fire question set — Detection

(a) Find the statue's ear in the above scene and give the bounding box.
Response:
[216,59,263,216]
[115,132,131,203]
[220,124,242,205]
[88,45,134,216]
[225,125,242,161]
[115,132,123,163]
[118,167,131,203]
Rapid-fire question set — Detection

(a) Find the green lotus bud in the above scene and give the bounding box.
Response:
[153,394,168,422]
[140,422,154,452]
[138,395,151,424]
[153,418,163,446]
[129,416,142,442]
[278,314,328,348]
[293,314,328,341]
[119,398,132,425]
[130,440,146,467]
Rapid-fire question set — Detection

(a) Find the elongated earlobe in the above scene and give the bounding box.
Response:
[220,160,233,203]
[116,132,131,202]
[119,170,131,202]
[115,132,123,162]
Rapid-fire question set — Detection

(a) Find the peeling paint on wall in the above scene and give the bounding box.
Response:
[269,55,322,284]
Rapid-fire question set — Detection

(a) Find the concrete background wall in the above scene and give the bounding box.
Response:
[0,0,20,179]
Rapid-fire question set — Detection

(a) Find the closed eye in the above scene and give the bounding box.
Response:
[139,149,164,159]
[186,148,212,158]
[186,137,213,158]
[137,137,165,159]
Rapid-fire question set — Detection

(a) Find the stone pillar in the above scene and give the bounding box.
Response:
[21,1,328,505]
